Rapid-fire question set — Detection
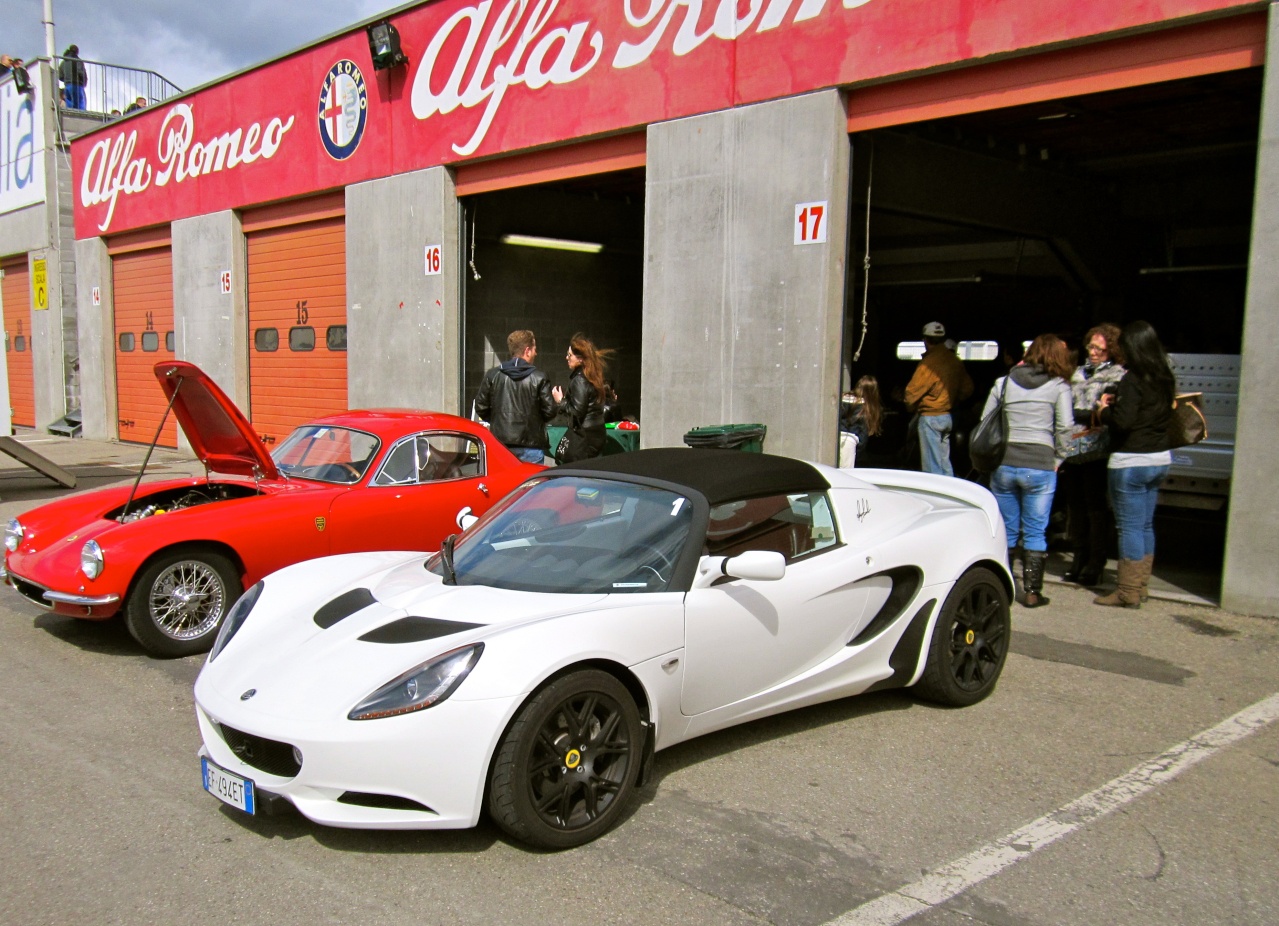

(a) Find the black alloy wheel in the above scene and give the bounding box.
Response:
[915,567,1010,706]
[489,670,642,849]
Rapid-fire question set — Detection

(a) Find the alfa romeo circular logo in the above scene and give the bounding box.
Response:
[317,59,368,160]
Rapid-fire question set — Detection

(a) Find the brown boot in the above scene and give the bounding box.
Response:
[1094,559,1142,609]
[1139,555,1154,603]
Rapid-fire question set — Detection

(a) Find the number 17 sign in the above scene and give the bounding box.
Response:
[794,201,827,245]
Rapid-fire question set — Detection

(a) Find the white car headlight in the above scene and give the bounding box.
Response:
[80,540,104,579]
[348,644,484,721]
[4,518,24,552]
[208,581,264,662]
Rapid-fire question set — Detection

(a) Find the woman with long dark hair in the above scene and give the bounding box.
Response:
[980,334,1074,607]
[551,333,615,463]
[838,375,883,467]
[1094,320,1174,608]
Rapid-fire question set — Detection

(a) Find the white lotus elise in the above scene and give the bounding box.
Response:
[195,448,1012,848]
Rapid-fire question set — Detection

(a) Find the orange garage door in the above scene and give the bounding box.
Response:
[246,215,347,448]
[113,247,177,447]
[2,257,34,428]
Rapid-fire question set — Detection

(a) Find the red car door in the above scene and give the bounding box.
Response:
[326,431,497,554]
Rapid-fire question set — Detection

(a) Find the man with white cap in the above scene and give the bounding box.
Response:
[904,321,974,476]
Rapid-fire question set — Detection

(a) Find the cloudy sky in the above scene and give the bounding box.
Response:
[6,0,400,92]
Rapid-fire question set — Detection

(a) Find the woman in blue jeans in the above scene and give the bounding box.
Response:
[981,335,1074,607]
[1095,320,1174,609]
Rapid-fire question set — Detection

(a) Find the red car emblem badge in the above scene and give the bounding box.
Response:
[315,517,326,532]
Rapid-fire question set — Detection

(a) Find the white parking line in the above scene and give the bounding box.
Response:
[826,692,1279,926]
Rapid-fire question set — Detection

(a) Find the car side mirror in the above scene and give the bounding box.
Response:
[694,550,786,587]
[456,507,477,531]
[726,550,786,581]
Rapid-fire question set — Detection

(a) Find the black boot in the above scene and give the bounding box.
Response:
[1062,549,1088,583]
[1077,517,1110,587]
[1023,551,1051,608]
[1076,561,1103,588]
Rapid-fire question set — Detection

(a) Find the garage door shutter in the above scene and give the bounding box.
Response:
[113,247,177,447]
[245,216,347,448]
[1,258,34,427]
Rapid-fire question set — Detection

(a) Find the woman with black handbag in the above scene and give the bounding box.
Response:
[980,334,1074,607]
[1062,323,1125,587]
[551,334,614,464]
[1094,320,1174,609]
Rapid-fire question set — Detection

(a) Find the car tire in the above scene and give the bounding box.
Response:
[914,566,1010,707]
[124,549,242,658]
[488,669,642,849]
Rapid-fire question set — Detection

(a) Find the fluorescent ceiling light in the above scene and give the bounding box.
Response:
[501,234,603,253]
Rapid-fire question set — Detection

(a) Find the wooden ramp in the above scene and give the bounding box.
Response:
[0,437,77,488]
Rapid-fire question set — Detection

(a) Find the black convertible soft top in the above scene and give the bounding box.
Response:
[559,447,829,506]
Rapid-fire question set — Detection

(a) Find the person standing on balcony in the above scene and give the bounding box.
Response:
[59,45,87,110]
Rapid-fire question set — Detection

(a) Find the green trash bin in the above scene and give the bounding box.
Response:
[682,423,767,452]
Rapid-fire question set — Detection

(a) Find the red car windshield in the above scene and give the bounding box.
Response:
[272,425,381,485]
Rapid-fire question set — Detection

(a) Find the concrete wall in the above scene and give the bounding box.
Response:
[74,236,115,440]
[0,203,45,259]
[1222,3,1279,617]
[172,211,248,420]
[346,167,461,412]
[642,90,850,460]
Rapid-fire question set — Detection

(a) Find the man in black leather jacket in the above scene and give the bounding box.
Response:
[475,330,556,463]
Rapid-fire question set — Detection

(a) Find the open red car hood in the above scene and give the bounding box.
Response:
[154,361,279,480]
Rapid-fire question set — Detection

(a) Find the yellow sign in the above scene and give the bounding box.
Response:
[32,259,48,311]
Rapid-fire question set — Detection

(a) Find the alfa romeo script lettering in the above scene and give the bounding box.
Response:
[80,104,296,232]
[410,0,877,156]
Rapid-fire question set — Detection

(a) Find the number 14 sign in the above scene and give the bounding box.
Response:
[794,202,827,245]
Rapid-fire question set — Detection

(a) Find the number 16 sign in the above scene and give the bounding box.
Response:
[794,201,827,245]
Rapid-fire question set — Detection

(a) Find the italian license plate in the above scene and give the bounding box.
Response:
[202,757,256,814]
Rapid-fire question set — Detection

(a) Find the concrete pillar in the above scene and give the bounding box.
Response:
[642,90,849,461]
[345,167,461,413]
[74,236,115,440]
[30,243,68,427]
[172,211,249,421]
[1222,3,1279,616]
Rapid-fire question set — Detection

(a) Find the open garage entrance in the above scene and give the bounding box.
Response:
[457,136,646,439]
[842,57,1263,602]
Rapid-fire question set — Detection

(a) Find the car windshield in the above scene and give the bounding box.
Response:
[272,425,380,485]
[432,476,693,593]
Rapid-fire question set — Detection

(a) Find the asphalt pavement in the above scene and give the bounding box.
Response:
[1,429,1275,926]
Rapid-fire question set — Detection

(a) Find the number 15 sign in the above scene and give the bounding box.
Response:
[794,202,827,245]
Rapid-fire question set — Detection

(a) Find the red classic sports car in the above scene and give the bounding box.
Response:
[3,362,541,657]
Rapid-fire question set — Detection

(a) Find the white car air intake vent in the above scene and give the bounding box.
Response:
[313,587,377,629]
[358,617,482,644]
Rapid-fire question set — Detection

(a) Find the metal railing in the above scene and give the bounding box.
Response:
[52,56,181,117]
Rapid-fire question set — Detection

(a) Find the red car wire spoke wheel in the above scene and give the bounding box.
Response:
[126,550,241,658]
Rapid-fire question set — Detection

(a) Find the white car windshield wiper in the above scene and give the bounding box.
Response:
[440,534,458,585]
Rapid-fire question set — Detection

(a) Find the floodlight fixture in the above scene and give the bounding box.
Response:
[367,21,408,71]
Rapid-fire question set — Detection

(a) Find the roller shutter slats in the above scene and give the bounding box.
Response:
[113,248,177,447]
[247,217,347,446]
[1,259,34,427]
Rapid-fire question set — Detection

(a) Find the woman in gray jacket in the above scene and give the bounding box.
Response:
[981,334,1075,607]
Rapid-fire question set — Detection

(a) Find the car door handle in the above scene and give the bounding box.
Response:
[477,483,489,496]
